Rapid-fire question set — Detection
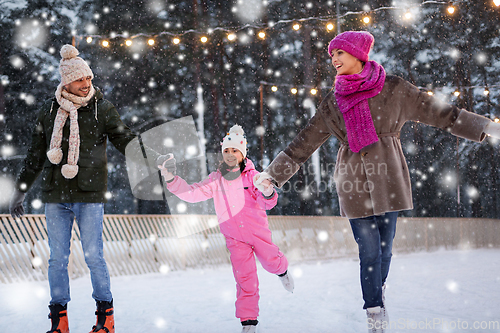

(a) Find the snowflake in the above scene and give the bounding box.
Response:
[317,230,328,242]
[31,199,43,209]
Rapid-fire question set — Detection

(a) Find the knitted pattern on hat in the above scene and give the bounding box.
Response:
[221,124,247,157]
[328,31,374,62]
[47,83,95,179]
[59,44,94,85]
[334,60,386,153]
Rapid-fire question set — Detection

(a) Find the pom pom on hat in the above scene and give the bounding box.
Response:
[60,44,79,60]
[221,124,247,158]
[328,31,374,62]
[228,124,245,136]
[59,44,94,86]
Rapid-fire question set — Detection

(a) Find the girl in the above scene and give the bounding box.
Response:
[158,125,293,333]
[253,31,500,333]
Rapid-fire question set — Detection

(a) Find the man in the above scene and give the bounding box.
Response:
[9,44,158,333]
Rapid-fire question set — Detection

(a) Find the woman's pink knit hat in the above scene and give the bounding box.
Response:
[328,31,374,62]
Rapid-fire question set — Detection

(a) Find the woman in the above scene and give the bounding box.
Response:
[253,31,500,332]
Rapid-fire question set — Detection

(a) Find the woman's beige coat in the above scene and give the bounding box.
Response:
[265,75,491,219]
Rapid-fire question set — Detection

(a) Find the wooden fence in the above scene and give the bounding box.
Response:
[0,214,499,283]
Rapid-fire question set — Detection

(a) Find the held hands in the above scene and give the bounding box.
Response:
[253,172,275,197]
[484,121,500,139]
[9,189,26,219]
[157,153,176,182]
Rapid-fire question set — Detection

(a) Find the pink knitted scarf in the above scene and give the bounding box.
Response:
[334,61,386,153]
[46,84,95,179]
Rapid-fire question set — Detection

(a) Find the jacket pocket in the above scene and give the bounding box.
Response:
[78,166,107,191]
[41,166,54,191]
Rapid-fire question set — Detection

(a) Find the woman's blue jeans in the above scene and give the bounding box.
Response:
[45,203,112,306]
[349,211,398,309]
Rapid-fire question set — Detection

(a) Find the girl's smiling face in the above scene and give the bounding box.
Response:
[330,49,363,76]
[223,148,244,168]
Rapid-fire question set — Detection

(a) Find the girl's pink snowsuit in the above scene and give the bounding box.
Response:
[166,159,288,321]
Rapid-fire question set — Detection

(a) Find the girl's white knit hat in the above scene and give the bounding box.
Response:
[221,125,247,157]
[59,44,94,85]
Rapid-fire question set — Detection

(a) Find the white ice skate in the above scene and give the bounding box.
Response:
[241,319,258,333]
[241,324,257,333]
[366,306,389,333]
[278,270,294,293]
[382,284,386,304]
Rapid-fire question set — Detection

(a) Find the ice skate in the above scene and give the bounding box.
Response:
[47,303,69,333]
[382,284,386,304]
[278,270,294,293]
[241,319,257,333]
[89,300,114,333]
[366,306,389,333]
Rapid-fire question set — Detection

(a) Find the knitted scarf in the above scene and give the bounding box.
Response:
[46,84,95,179]
[334,60,386,153]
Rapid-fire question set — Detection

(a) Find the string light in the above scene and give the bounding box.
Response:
[86,37,92,43]
[79,2,498,49]
[102,40,109,47]
[148,39,155,46]
[173,37,180,44]
[261,81,500,100]
[125,39,133,46]
[227,33,237,41]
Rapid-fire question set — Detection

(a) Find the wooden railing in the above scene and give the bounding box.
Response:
[0,214,499,283]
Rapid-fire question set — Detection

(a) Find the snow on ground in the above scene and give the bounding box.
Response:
[1,249,499,333]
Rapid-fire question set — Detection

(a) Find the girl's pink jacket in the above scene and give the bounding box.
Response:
[166,159,278,241]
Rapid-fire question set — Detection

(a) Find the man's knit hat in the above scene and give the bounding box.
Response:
[328,31,374,62]
[59,44,94,85]
[221,125,247,158]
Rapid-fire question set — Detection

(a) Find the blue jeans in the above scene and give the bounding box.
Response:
[349,212,397,309]
[45,203,112,306]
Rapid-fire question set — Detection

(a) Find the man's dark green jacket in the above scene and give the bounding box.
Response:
[15,87,144,203]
